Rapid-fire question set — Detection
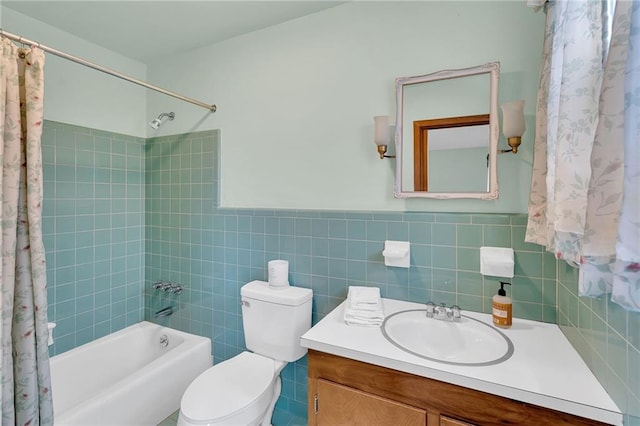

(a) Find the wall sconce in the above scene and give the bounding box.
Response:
[374,115,395,159]
[499,100,525,154]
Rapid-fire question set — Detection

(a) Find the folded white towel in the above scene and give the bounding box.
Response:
[347,286,381,310]
[344,286,384,326]
[345,308,383,320]
[344,313,384,326]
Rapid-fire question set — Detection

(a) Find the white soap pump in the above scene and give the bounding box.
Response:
[492,281,512,328]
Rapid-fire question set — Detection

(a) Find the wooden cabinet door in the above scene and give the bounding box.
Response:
[440,415,476,426]
[316,379,427,426]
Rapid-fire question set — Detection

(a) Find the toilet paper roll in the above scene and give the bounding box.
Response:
[268,260,289,288]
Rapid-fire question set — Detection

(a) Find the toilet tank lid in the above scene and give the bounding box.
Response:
[241,280,312,306]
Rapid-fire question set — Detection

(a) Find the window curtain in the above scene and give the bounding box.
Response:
[1,37,54,424]
[525,0,640,311]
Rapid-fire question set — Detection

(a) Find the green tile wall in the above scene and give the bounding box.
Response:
[143,130,557,422]
[43,121,638,425]
[144,131,219,338]
[558,262,640,424]
[42,121,145,355]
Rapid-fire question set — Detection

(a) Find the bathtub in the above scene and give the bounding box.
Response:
[50,321,212,425]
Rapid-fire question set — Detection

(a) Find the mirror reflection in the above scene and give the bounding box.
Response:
[413,115,489,192]
[394,63,499,199]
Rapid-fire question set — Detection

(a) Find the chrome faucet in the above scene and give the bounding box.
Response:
[450,305,462,322]
[425,301,436,318]
[154,306,173,318]
[152,281,183,294]
[425,302,462,322]
[435,302,448,319]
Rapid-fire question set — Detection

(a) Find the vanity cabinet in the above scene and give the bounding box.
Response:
[307,350,609,426]
[439,416,476,426]
[316,379,427,425]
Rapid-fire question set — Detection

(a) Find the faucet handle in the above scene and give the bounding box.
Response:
[425,301,436,318]
[451,305,462,322]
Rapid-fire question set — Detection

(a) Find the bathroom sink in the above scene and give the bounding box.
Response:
[381,309,514,366]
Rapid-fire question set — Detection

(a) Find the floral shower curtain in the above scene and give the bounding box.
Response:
[0,37,53,424]
[526,0,640,311]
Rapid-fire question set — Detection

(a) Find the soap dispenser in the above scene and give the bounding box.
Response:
[492,281,512,328]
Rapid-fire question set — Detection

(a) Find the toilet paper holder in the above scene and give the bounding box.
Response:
[382,240,410,268]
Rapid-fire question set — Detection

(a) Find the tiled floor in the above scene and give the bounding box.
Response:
[157,409,306,426]
[271,408,307,426]
[157,410,179,426]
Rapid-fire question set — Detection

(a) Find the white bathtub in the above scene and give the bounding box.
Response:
[50,321,212,426]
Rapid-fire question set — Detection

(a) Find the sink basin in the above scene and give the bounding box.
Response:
[381,309,514,366]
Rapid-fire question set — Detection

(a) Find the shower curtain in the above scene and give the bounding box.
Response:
[0,37,53,424]
[525,1,640,311]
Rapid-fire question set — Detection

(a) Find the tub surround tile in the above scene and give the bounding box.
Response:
[43,121,144,356]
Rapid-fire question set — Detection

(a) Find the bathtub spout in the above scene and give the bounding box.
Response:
[154,306,174,318]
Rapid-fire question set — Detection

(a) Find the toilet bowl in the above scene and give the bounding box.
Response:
[178,280,313,426]
[177,352,286,426]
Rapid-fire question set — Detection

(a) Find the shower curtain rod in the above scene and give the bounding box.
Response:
[0,28,217,112]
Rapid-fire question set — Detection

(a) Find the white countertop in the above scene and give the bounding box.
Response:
[301,298,622,425]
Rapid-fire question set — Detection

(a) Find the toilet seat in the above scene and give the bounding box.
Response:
[179,351,276,425]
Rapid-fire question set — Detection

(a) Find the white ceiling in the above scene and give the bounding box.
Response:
[2,1,345,62]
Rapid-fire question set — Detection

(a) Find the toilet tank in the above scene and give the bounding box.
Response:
[241,280,313,362]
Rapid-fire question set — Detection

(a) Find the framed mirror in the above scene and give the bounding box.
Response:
[393,62,500,199]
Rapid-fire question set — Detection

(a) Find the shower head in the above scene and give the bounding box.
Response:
[149,112,175,129]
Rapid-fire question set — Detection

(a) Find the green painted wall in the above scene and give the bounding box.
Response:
[147,2,544,213]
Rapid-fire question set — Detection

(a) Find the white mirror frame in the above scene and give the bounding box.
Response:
[393,62,500,199]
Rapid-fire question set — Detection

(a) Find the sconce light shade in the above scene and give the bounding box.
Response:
[500,100,525,154]
[374,115,390,146]
[374,115,393,159]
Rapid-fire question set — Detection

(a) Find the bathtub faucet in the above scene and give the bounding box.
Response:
[152,281,183,295]
[154,306,174,318]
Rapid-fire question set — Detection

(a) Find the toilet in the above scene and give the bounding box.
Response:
[177,280,313,426]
